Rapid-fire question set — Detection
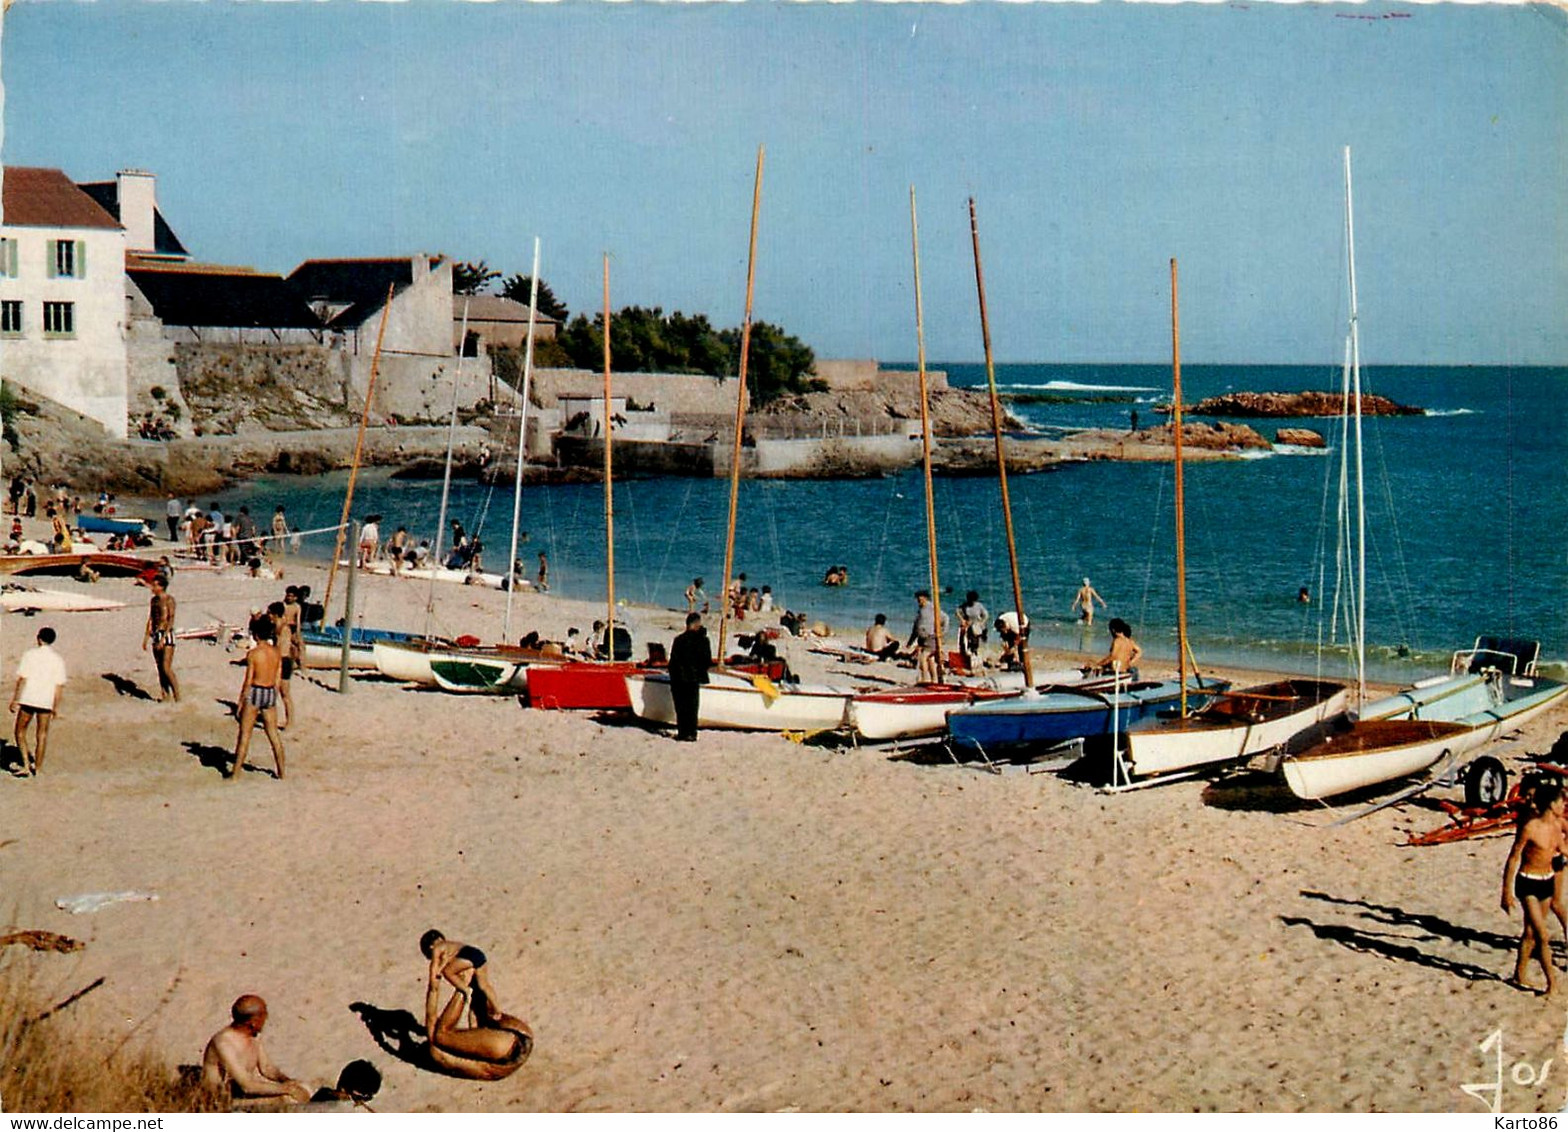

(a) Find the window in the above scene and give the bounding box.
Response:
[0,239,16,279]
[47,239,85,279]
[42,301,74,337]
[0,301,20,335]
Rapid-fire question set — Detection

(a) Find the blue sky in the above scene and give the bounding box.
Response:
[3,1,1564,365]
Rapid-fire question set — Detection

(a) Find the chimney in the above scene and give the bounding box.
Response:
[117,170,157,253]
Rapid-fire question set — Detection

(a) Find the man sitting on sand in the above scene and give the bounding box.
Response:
[420,929,532,1080]
[230,614,287,780]
[865,614,900,661]
[202,994,311,1104]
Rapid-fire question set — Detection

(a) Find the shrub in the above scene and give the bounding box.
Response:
[0,950,222,1112]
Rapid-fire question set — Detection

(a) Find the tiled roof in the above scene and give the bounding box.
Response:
[78,181,190,257]
[130,263,324,330]
[286,258,418,329]
[2,167,121,229]
[456,293,560,326]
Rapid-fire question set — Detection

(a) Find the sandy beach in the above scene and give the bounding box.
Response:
[3,539,1567,1113]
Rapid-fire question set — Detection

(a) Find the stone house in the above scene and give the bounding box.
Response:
[453,293,559,356]
[0,167,132,437]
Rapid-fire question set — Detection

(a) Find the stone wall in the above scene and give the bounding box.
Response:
[530,368,737,416]
[175,343,354,434]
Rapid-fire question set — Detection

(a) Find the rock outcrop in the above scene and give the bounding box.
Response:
[1274,428,1327,448]
[1170,390,1422,418]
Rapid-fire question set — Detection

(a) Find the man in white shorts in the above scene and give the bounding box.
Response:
[10,627,66,776]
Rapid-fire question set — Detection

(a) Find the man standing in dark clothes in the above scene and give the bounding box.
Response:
[667,612,712,742]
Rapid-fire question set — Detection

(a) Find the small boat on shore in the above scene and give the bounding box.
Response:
[1121,678,1350,779]
[76,514,152,537]
[847,667,1078,742]
[1279,638,1568,800]
[945,675,1231,753]
[1281,717,1481,800]
[625,669,864,733]
[302,625,444,670]
[0,552,147,578]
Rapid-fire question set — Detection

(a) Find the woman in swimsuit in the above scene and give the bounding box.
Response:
[419,930,532,1080]
[1502,779,1567,994]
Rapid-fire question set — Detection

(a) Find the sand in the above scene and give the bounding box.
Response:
[3,539,1567,1113]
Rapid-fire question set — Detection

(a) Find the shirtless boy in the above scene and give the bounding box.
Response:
[142,573,180,702]
[231,615,287,780]
[1092,617,1143,676]
[1503,780,1567,994]
[201,994,311,1103]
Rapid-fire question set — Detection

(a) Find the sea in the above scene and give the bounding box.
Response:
[195,363,1568,684]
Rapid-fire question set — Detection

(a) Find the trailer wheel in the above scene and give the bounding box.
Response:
[1465,756,1508,807]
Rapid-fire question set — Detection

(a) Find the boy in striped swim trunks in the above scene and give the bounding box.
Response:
[230,614,287,781]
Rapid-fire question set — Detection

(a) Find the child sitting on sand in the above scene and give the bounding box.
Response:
[1502,779,1566,994]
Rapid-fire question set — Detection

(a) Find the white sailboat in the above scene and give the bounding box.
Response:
[1118,260,1350,782]
[623,149,869,735]
[1277,150,1562,801]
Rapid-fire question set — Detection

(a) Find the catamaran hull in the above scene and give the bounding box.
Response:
[1124,680,1350,777]
[625,672,856,732]
[1281,719,1482,800]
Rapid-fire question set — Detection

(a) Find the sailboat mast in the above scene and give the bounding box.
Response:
[502,240,541,642]
[1344,145,1367,705]
[968,198,1032,688]
[717,146,765,663]
[909,188,944,681]
[324,281,394,614]
[1170,258,1188,716]
[425,299,471,639]
[602,255,617,655]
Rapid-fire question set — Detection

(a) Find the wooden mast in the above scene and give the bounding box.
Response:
[502,240,541,642]
[968,198,1032,688]
[323,282,394,614]
[910,188,944,681]
[716,145,764,663]
[1170,258,1189,716]
[602,254,617,658]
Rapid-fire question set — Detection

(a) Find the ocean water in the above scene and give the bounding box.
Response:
[201,363,1568,684]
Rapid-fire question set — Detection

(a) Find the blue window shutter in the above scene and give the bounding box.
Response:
[46,240,57,279]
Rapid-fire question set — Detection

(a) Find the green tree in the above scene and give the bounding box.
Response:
[500,274,569,322]
[721,321,819,405]
[452,260,500,295]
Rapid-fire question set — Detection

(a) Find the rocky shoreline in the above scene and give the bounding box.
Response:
[2,385,1352,495]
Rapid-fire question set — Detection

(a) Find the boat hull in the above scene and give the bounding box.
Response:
[946,678,1229,751]
[0,552,147,578]
[528,661,640,710]
[430,657,524,693]
[625,671,858,732]
[1281,718,1481,800]
[1123,679,1350,777]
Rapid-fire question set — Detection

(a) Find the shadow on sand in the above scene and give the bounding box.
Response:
[101,673,154,701]
[1279,889,1530,985]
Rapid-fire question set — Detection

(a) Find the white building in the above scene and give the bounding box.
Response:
[0,167,130,437]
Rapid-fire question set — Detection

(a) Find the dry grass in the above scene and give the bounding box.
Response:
[0,949,222,1114]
